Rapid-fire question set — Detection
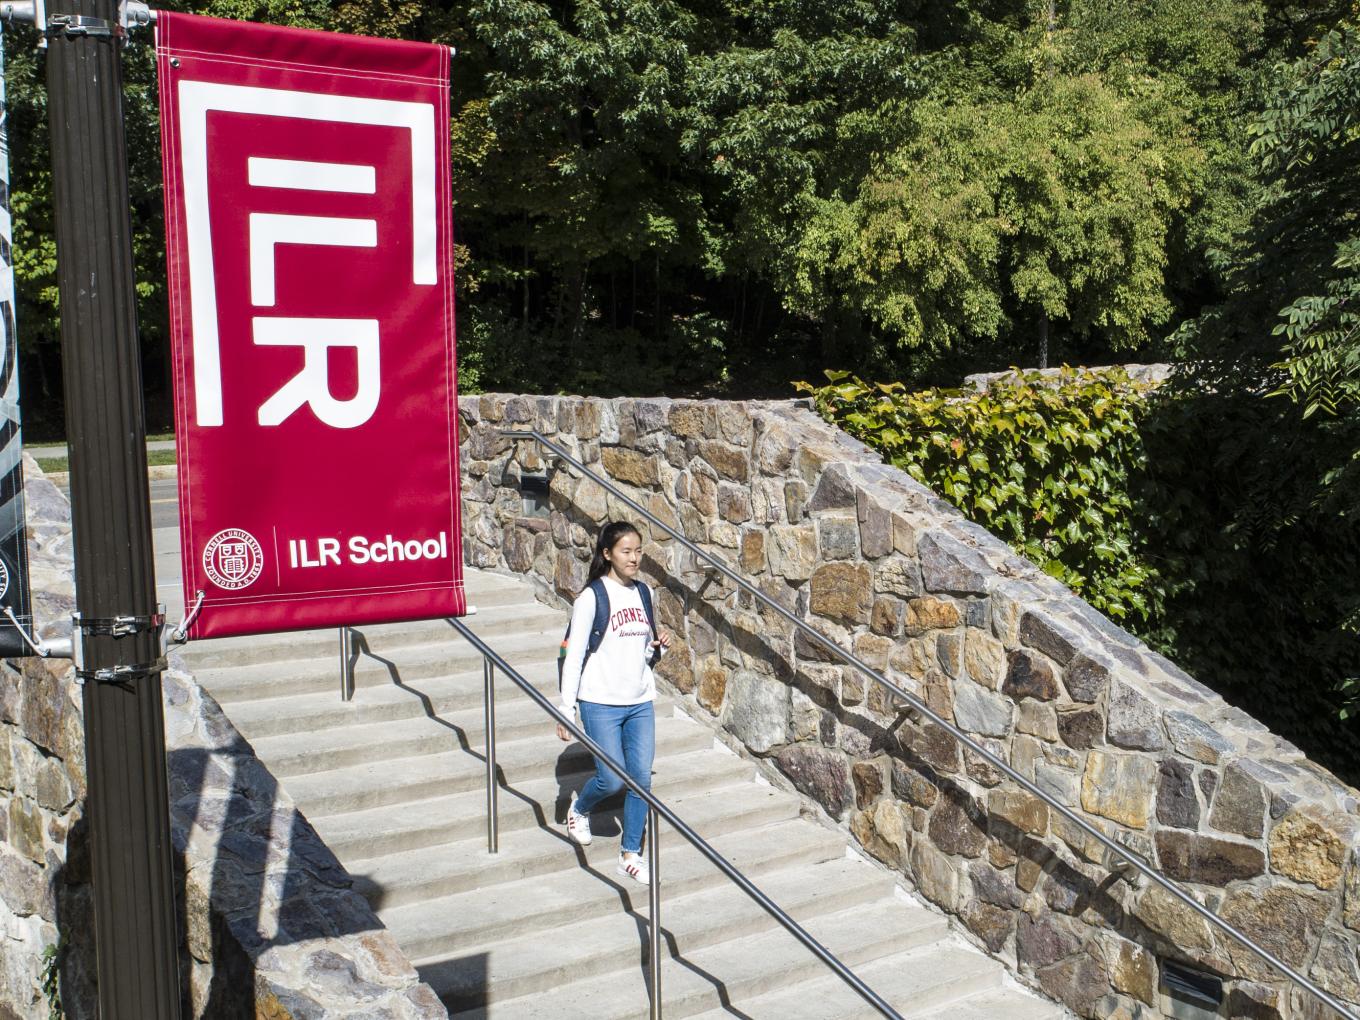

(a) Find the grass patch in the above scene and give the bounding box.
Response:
[36,447,177,474]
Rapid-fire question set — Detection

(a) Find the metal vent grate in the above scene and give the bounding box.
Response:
[519,472,550,517]
[1161,959,1224,1020]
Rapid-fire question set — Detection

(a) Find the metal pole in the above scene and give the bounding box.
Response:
[484,655,498,853]
[46,0,181,1015]
[648,805,661,1020]
[339,626,353,701]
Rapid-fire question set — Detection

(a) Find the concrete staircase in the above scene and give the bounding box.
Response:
[157,526,1064,1019]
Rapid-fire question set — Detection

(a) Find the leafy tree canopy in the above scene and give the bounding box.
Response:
[785,70,1200,361]
[1134,17,1360,765]
[6,0,1330,425]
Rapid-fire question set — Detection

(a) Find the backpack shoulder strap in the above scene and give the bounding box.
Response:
[638,582,661,667]
[586,578,611,657]
[559,580,611,690]
[636,581,657,638]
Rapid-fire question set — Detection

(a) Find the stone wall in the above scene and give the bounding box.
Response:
[0,461,89,1019]
[161,658,447,1020]
[461,394,1360,1020]
[0,458,445,1020]
[963,363,1173,392]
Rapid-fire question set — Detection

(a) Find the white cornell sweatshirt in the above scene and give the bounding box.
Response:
[559,576,660,715]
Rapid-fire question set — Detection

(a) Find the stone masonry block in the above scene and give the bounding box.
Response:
[809,563,872,625]
[1081,752,1157,828]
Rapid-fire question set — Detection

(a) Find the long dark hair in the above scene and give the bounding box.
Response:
[586,521,642,585]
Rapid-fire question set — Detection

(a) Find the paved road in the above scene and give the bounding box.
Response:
[148,478,184,610]
[51,475,186,608]
[53,476,180,530]
[148,477,180,531]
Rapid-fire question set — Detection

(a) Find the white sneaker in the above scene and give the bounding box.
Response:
[566,803,592,845]
[617,852,650,885]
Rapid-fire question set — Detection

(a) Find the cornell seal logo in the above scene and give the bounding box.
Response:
[203,529,264,591]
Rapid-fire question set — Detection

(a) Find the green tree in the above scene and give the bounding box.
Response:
[452,0,722,392]
[1142,19,1360,769]
[449,1,925,391]
[1256,25,1360,423]
[3,0,1337,416]
[785,71,1199,367]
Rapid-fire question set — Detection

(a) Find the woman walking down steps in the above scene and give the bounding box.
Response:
[554,522,671,881]
[556,521,672,884]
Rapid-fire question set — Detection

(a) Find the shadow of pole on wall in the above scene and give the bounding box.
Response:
[52,813,98,1020]
[166,736,382,1018]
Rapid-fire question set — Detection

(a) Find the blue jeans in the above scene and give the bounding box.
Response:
[574,701,655,854]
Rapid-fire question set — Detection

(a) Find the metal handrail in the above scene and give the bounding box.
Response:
[447,616,902,1019]
[501,428,1360,1020]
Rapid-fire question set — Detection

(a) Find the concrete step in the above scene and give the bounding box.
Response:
[190,631,557,712]
[293,736,749,827]
[315,762,791,862]
[421,855,906,1006]
[217,654,563,739]
[245,692,579,778]
[194,646,509,706]
[348,813,841,913]
[683,938,1046,1020]
[915,985,1068,1019]
[176,561,1060,1020]
[187,617,563,704]
[247,696,705,780]
[445,899,972,1020]
[180,594,559,677]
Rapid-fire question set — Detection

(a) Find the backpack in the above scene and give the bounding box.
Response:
[557,577,659,690]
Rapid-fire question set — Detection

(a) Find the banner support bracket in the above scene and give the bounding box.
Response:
[46,14,125,39]
[169,589,204,645]
[2,606,72,659]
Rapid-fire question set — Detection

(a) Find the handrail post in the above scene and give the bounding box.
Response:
[484,654,499,853]
[649,805,661,1020]
[339,626,354,702]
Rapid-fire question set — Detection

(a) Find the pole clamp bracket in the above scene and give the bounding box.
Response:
[74,611,165,638]
[75,656,167,686]
[46,13,124,38]
[1,2,153,48]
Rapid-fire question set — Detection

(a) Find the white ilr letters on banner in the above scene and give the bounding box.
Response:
[253,317,381,428]
[176,80,437,428]
[247,206,380,427]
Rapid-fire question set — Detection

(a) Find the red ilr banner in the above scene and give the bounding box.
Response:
[157,13,467,639]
